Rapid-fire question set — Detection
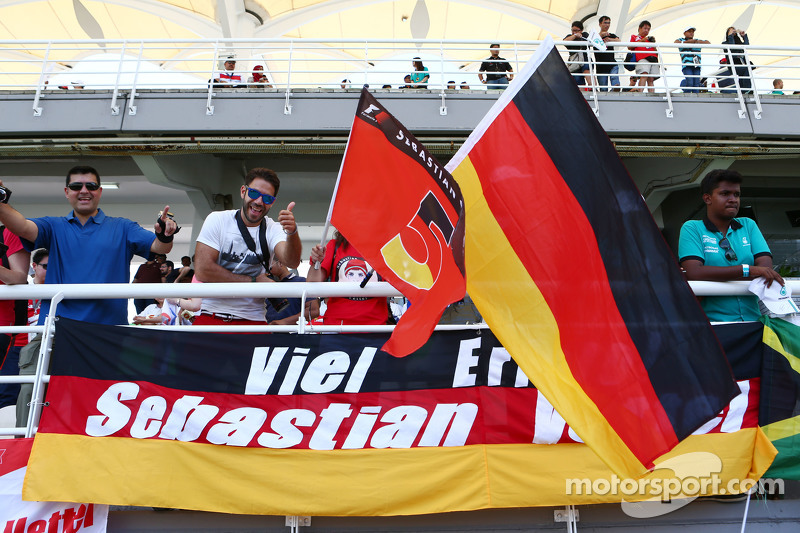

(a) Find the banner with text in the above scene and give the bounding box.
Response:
[23,319,773,516]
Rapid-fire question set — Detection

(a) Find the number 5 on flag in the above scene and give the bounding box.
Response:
[380,192,455,290]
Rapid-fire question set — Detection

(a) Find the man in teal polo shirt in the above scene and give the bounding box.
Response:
[0,165,178,325]
[679,169,783,322]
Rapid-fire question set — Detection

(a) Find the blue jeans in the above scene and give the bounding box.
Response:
[487,76,509,89]
[680,65,701,93]
[597,65,620,91]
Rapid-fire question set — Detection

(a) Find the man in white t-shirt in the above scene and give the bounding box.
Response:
[194,167,301,325]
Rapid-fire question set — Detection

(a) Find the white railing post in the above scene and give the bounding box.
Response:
[25,291,63,438]
[284,40,294,115]
[587,42,599,117]
[31,42,52,117]
[127,41,144,115]
[110,40,127,115]
[743,48,762,119]
[658,46,674,118]
[439,41,447,115]
[206,42,220,115]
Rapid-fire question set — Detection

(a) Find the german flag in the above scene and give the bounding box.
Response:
[445,37,741,478]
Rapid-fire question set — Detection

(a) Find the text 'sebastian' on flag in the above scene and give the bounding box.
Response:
[444,37,740,478]
[331,89,466,357]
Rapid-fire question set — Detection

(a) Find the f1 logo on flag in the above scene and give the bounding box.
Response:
[330,88,466,356]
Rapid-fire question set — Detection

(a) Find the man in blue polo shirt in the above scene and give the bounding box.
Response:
[0,165,178,325]
[679,169,783,322]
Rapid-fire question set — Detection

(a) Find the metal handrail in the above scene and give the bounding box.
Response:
[0,278,796,437]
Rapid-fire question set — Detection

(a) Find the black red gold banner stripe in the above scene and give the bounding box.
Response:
[22,319,774,515]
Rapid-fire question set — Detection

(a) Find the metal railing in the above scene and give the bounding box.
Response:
[0,279,797,439]
[0,39,797,118]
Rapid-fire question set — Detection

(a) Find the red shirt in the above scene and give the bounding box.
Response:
[0,229,24,327]
[316,239,388,326]
[630,34,657,62]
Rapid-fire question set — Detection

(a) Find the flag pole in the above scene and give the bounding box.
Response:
[314,86,366,269]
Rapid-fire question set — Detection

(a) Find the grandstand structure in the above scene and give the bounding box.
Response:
[1,1,800,531]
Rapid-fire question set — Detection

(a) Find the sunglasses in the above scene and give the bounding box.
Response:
[246,187,276,205]
[37,263,47,270]
[67,181,100,191]
[718,237,738,262]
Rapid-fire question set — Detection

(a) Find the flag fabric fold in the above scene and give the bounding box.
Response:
[444,36,740,478]
[329,89,466,357]
[760,316,800,479]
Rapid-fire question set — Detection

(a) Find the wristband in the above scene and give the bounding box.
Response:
[742,264,749,278]
[155,231,173,243]
[284,227,297,236]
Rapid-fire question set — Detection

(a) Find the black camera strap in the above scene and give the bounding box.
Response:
[234,210,270,272]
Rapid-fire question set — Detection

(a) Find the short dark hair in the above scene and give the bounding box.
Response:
[599,15,611,24]
[164,260,174,269]
[66,165,100,186]
[32,248,48,264]
[244,167,280,195]
[701,169,743,195]
[489,43,500,48]
[639,20,651,29]
[572,20,584,30]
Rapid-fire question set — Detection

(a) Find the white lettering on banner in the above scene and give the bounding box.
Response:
[3,504,99,533]
[85,382,138,437]
[394,129,461,207]
[85,383,477,450]
[245,346,376,395]
[692,381,750,435]
[453,339,532,388]
[533,392,584,444]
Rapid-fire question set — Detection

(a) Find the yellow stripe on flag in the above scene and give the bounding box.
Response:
[23,430,775,515]
[451,155,645,477]
[764,324,800,374]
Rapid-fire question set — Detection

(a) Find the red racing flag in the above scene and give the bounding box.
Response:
[444,37,741,478]
[330,89,466,356]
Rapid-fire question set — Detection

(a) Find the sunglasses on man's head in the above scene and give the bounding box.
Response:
[718,237,738,262]
[67,181,100,191]
[246,187,276,205]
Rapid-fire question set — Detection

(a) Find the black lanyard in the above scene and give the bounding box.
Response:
[234,210,270,271]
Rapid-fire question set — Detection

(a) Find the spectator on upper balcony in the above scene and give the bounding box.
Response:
[408,58,429,88]
[563,21,592,88]
[213,55,243,87]
[594,16,621,91]
[675,26,709,94]
[340,79,351,89]
[723,27,752,92]
[679,169,783,322]
[248,65,273,88]
[447,80,457,89]
[460,81,470,89]
[479,44,514,89]
[0,166,177,326]
[629,20,659,93]
[771,79,784,95]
